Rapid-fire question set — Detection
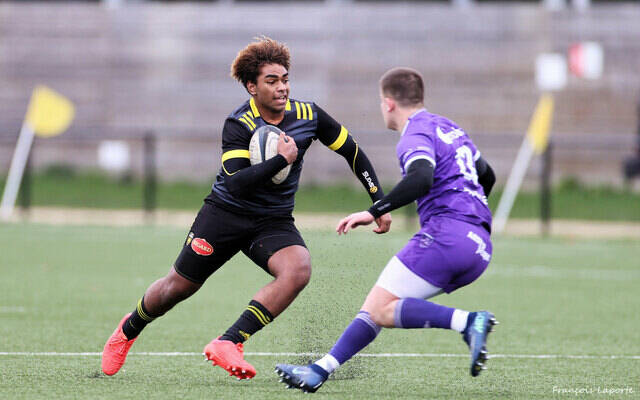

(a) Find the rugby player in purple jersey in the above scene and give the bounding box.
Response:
[276,67,499,393]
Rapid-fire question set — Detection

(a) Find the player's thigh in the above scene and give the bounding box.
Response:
[242,214,308,275]
[266,245,311,285]
[359,285,400,327]
[375,255,444,300]
[173,203,247,284]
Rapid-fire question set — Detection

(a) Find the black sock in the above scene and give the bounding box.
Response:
[122,297,157,340]
[220,300,274,344]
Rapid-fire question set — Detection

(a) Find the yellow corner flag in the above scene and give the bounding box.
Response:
[526,93,554,154]
[1,86,75,220]
[25,86,75,137]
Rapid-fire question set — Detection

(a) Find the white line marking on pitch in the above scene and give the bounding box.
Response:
[0,306,26,313]
[0,352,638,360]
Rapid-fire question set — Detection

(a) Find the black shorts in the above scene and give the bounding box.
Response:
[174,202,307,284]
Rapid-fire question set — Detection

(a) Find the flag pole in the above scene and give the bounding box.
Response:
[1,122,36,221]
[493,93,554,234]
[493,136,534,234]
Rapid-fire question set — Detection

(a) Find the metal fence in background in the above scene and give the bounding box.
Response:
[0,130,634,185]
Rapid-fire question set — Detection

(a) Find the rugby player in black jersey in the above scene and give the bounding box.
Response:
[102,37,391,380]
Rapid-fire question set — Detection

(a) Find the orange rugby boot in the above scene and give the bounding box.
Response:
[203,337,256,380]
[102,313,137,376]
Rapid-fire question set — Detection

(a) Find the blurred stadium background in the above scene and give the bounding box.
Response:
[1,2,639,399]
[2,0,640,217]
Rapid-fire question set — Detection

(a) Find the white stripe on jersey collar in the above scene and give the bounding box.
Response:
[400,108,428,136]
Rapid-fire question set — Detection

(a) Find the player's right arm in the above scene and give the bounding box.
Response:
[221,119,296,197]
[337,158,433,234]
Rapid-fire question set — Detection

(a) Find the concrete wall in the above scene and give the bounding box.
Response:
[1,2,638,185]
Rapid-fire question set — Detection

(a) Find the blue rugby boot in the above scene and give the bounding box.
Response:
[275,363,329,393]
[462,311,498,377]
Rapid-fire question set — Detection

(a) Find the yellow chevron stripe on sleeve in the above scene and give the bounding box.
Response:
[243,114,256,129]
[221,149,250,163]
[238,117,254,131]
[301,102,307,119]
[285,99,292,111]
[328,126,349,151]
[247,306,269,326]
[221,150,250,176]
[295,101,301,119]
[306,103,313,120]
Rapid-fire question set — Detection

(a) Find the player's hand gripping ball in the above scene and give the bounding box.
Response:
[249,125,293,184]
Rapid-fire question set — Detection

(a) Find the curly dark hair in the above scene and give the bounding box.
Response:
[231,36,291,88]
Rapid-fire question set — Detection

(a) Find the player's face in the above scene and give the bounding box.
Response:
[252,63,290,114]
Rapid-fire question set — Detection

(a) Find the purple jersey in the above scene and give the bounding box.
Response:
[396,109,492,229]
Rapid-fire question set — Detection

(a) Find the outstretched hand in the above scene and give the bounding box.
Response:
[336,211,375,235]
[373,213,392,234]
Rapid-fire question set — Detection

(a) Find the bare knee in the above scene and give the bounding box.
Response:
[361,286,400,328]
[153,276,199,312]
[280,260,311,291]
[367,303,396,327]
[269,246,312,291]
[164,269,200,299]
[294,261,312,289]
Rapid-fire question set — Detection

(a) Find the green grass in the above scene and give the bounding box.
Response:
[4,170,640,221]
[0,224,638,399]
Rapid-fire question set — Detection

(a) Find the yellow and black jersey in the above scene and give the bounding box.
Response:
[206,97,384,216]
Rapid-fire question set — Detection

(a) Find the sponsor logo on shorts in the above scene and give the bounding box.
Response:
[467,231,491,262]
[191,238,213,256]
[419,232,434,248]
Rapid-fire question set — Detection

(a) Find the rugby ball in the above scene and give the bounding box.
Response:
[249,125,292,185]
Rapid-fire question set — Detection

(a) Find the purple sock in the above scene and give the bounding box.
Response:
[394,298,455,329]
[328,311,381,365]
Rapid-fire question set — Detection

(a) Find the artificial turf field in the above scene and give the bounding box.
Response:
[0,223,638,399]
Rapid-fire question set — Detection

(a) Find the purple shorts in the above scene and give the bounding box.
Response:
[396,216,492,293]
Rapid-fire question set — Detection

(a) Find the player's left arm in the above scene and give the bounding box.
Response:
[314,105,385,204]
[315,104,391,233]
[337,159,433,234]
